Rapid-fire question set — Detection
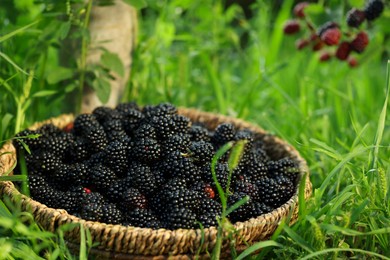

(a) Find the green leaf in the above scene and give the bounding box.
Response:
[32,90,57,97]
[101,51,125,78]
[122,0,147,9]
[0,52,29,75]
[58,21,71,40]
[304,3,325,15]
[46,67,74,84]
[1,113,13,138]
[0,175,27,182]
[92,77,111,104]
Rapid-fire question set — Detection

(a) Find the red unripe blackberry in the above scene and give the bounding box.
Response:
[346,8,366,28]
[320,28,341,46]
[312,40,324,51]
[364,0,384,21]
[350,31,369,53]
[295,38,310,50]
[293,2,309,18]
[336,41,351,60]
[283,20,301,35]
[319,52,332,62]
[348,57,359,67]
[317,21,339,38]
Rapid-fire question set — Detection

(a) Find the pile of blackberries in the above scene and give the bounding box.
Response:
[13,102,300,229]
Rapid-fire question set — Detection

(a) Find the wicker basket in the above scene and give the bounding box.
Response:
[0,108,312,259]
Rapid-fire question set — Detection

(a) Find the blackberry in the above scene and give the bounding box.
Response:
[171,114,191,134]
[143,103,177,119]
[80,202,103,222]
[73,114,100,136]
[162,151,201,184]
[161,177,188,191]
[13,129,44,152]
[121,109,144,134]
[256,175,295,208]
[115,101,140,114]
[134,123,157,140]
[346,8,366,27]
[234,179,261,202]
[103,141,128,176]
[150,115,176,140]
[83,191,106,205]
[211,123,236,147]
[101,119,127,142]
[161,134,191,154]
[198,197,222,216]
[227,192,252,222]
[37,124,62,138]
[364,0,384,21]
[164,207,197,230]
[89,164,117,191]
[125,208,161,229]
[42,133,72,159]
[191,181,216,199]
[36,152,63,173]
[244,157,267,182]
[201,162,229,191]
[121,188,148,210]
[126,162,158,196]
[105,179,128,202]
[317,21,339,37]
[131,138,161,163]
[92,106,122,124]
[189,141,214,165]
[101,203,123,225]
[252,146,269,163]
[189,125,211,142]
[84,125,108,153]
[65,137,90,163]
[58,190,83,214]
[251,202,273,217]
[267,158,299,182]
[197,212,219,228]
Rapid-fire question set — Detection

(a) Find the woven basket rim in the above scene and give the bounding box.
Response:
[0,107,312,258]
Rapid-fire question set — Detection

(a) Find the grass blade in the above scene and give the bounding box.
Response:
[0,21,39,43]
[300,248,390,260]
[0,52,29,75]
[235,241,284,260]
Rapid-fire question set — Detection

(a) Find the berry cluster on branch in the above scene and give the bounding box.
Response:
[283,0,385,67]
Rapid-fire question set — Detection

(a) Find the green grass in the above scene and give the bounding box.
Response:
[1,0,390,259]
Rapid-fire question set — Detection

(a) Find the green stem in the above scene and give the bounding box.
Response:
[76,0,93,115]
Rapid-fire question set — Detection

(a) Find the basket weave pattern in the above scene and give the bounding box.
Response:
[0,108,312,259]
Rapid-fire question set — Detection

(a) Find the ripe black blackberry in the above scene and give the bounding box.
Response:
[256,175,295,208]
[161,177,189,191]
[92,106,122,124]
[267,158,299,182]
[89,164,117,191]
[13,129,44,152]
[162,151,201,184]
[101,119,127,142]
[227,192,252,222]
[243,157,267,182]
[150,115,176,140]
[131,138,161,163]
[211,123,236,147]
[189,141,214,165]
[104,179,127,203]
[103,141,128,176]
[115,101,140,114]
[65,137,90,163]
[101,203,123,225]
[189,125,211,142]
[35,152,63,173]
[198,197,222,216]
[364,0,384,21]
[233,179,261,202]
[42,133,73,159]
[72,114,100,136]
[121,109,144,134]
[84,125,108,153]
[57,190,83,214]
[163,207,197,230]
[126,162,158,196]
[161,134,191,154]
[171,114,191,134]
[201,162,229,191]
[346,8,366,27]
[80,202,103,222]
[134,123,157,140]
[121,188,148,210]
[125,208,161,229]
[143,103,177,119]
[197,212,218,228]
[27,175,56,205]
